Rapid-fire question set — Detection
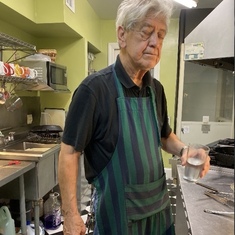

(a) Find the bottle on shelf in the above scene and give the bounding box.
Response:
[43,192,61,230]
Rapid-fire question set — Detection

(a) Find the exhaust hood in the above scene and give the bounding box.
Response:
[184,0,234,71]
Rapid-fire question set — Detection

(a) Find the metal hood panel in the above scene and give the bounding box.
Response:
[184,0,234,60]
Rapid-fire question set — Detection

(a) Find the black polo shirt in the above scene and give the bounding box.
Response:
[62,56,172,182]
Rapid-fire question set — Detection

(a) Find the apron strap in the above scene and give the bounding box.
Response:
[112,64,125,98]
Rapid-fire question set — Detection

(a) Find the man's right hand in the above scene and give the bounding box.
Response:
[63,213,86,235]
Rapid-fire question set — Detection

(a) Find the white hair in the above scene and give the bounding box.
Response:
[116,0,173,32]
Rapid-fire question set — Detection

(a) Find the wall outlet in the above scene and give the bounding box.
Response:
[202,116,209,123]
[27,114,33,124]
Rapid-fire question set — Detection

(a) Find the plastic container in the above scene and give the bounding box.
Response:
[43,192,61,230]
[26,221,45,235]
[0,206,15,235]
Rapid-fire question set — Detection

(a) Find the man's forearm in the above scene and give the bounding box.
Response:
[58,144,81,215]
[161,132,186,156]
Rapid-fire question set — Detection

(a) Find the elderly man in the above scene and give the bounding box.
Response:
[58,0,210,234]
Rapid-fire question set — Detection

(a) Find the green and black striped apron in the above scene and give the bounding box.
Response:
[92,67,175,235]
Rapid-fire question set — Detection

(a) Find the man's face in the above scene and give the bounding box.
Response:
[118,15,167,71]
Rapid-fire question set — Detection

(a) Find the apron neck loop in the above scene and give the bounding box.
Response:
[148,85,162,146]
[112,64,125,98]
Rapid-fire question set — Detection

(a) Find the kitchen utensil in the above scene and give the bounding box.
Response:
[204,209,234,215]
[205,191,234,207]
[30,125,63,133]
[0,160,21,168]
[195,182,218,193]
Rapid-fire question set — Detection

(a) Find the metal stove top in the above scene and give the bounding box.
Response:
[207,138,234,169]
[27,125,62,144]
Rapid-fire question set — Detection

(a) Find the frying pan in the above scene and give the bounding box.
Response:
[209,146,234,168]
[30,125,63,133]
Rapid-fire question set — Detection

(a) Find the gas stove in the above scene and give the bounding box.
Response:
[27,125,62,144]
[207,138,234,169]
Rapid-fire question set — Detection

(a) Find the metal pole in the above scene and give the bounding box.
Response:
[33,200,40,235]
[19,175,27,235]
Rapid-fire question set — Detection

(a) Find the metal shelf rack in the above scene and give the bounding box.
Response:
[0,32,38,86]
[0,75,39,85]
[0,32,36,63]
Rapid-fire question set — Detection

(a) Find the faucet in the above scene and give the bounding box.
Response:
[0,131,15,146]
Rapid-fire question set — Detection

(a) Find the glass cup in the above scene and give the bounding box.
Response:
[183,143,210,182]
[5,94,23,112]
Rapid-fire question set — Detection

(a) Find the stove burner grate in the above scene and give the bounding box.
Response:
[27,132,61,144]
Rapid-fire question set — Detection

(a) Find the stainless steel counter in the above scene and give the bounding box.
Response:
[0,160,35,187]
[0,160,35,235]
[0,144,61,235]
[176,165,234,235]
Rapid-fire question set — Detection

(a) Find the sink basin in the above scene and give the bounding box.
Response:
[0,141,60,161]
[1,142,57,152]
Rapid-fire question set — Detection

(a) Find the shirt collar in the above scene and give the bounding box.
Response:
[114,55,152,90]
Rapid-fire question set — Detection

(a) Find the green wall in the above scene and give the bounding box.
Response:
[160,19,179,166]
[94,20,117,69]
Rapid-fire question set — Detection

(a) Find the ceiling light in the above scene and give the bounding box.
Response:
[173,0,197,8]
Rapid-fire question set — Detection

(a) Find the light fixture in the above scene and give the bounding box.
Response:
[173,0,197,8]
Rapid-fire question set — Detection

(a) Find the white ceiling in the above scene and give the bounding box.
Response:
[87,0,223,19]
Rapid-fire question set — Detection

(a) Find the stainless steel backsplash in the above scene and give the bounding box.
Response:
[0,96,41,132]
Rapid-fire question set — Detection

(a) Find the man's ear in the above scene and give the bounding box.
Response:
[117,26,126,48]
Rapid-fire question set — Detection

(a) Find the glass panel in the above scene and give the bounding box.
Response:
[218,71,234,121]
[182,61,234,122]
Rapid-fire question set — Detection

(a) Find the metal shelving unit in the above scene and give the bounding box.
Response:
[0,32,38,85]
[0,32,36,62]
[0,75,39,85]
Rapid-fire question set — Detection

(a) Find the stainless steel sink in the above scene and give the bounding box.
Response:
[2,142,56,152]
[0,141,60,161]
